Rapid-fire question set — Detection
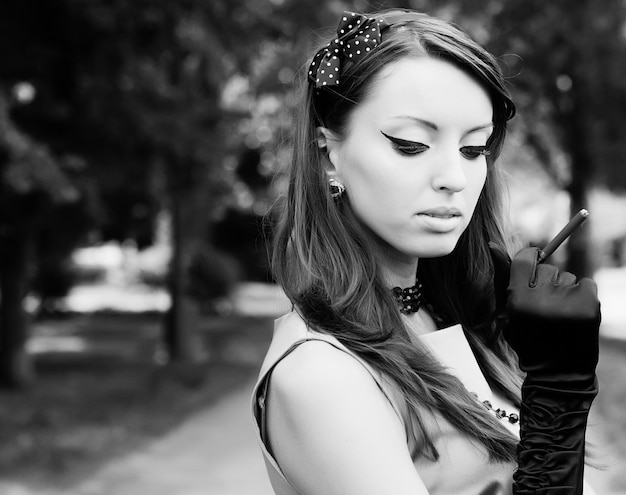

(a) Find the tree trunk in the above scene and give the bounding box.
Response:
[564,30,595,278]
[565,167,593,277]
[0,225,35,388]
[162,188,206,363]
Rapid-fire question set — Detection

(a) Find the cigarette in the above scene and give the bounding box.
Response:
[538,209,589,263]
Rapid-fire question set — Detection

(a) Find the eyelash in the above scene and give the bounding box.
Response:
[381,132,429,155]
[460,146,492,160]
[381,131,492,159]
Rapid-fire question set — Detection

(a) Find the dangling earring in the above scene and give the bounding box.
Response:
[329,178,345,200]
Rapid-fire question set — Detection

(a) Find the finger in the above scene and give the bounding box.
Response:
[509,247,541,288]
[533,262,560,288]
[556,271,577,287]
[578,277,599,298]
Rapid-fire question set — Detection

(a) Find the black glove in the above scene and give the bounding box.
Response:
[489,243,601,494]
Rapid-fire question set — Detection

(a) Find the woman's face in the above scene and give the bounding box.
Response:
[324,57,493,262]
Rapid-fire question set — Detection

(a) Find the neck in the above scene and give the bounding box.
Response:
[364,221,418,288]
[381,255,418,289]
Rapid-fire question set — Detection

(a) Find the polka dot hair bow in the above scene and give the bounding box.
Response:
[308,11,389,88]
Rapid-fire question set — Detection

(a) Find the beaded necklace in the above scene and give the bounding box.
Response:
[391,280,423,315]
[471,392,519,424]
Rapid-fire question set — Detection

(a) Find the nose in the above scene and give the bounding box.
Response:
[431,148,467,193]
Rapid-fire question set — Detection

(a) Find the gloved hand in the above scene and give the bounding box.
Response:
[489,244,601,385]
[488,243,601,494]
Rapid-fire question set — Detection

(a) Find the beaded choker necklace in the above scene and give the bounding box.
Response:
[391,280,423,315]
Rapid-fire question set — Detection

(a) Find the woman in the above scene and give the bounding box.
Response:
[252,9,600,494]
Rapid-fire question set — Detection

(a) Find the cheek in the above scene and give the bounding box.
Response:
[347,173,401,223]
[342,155,413,216]
[339,156,409,231]
[340,148,393,197]
[468,164,488,206]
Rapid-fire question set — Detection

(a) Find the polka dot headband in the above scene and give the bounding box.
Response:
[308,11,390,88]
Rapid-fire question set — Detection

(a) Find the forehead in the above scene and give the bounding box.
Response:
[350,57,493,130]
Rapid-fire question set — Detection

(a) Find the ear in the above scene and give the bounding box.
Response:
[316,127,342,175]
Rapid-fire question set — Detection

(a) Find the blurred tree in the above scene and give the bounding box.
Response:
[0,0,349,376]
[0,0,239,364]
[0,94,80,387]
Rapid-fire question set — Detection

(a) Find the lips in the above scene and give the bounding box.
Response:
[418,207,462,219]
[417,207,463,233]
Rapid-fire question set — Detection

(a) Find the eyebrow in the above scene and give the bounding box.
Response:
[389,116,494,135]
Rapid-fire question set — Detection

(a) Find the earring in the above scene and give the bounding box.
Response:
[329,178,345,200]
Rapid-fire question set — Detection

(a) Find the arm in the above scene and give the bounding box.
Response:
[490,245,600,494]
[267,340,429,495]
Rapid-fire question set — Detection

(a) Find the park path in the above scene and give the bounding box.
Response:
[0,381,274,495]
[60,382,274,495]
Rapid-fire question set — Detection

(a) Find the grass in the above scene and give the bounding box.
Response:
[0,311,274,488]
[0,311,624,491]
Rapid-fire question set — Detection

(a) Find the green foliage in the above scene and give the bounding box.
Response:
[0,0,344,245]
[213,208,273,282]
[186,246,242,313]
[483,0,626,190]
[0,95,78,206]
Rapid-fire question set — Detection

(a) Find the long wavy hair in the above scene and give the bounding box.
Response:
[272,9,522,462]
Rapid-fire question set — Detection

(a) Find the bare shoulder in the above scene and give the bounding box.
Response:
[270,339,376,402]
[267,339,388,450]
[266,339,428,495]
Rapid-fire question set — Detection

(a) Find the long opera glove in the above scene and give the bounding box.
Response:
[489,245,600,494]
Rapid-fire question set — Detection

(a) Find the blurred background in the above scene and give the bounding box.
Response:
[0,0,625,493]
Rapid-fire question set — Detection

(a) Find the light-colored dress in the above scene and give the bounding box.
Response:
[251,311,595,494]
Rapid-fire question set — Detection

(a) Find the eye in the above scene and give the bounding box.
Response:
[381,131,429,156]
[460,145,492,160]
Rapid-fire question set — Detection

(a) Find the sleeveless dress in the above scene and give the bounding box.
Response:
[251,311,596,494]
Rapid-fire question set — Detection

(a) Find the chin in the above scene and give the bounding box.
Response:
[405,236,460,259]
